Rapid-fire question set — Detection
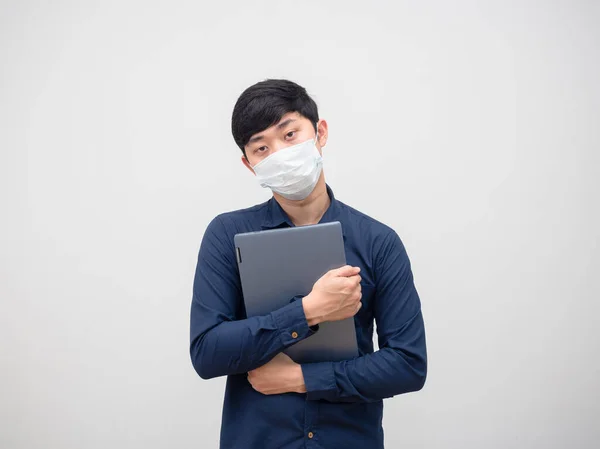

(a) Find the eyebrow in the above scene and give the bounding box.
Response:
[276,118,296,129]
[247,118,298,144]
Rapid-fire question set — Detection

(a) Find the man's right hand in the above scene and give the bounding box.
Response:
[302,265,362,326]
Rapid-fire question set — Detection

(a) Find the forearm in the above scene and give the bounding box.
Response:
[301,310,427,403]
[190,298,314,379]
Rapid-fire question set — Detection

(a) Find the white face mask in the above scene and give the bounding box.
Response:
[251,129,323,201]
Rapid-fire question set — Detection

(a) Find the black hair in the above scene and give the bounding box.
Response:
[231,79,319,155]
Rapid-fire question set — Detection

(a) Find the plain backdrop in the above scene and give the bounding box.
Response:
[1,1,599,448]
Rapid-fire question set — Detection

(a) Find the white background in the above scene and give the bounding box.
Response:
[1,1,599,448]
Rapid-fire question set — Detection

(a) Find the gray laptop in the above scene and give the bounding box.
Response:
[234,221,359,364]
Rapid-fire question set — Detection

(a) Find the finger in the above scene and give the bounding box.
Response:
[343,275,361,288]
[344,273,361,282]
[355,301,362,312]
[332,265,361,277]
[342,280,356,294]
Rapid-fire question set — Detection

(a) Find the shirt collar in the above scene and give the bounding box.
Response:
[261,184,344,235]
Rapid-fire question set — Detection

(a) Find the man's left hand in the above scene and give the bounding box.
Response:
[248,352,307,395]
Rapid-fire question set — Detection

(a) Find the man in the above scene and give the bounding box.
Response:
[189,79,427,449]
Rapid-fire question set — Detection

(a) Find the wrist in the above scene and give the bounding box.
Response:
[291,363,306,394]
[302,293,323,326]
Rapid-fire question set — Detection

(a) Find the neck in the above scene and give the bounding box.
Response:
[273,176,330,227]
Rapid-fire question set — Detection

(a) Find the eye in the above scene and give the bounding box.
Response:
[285,131,296,140]
[255,146,268,154]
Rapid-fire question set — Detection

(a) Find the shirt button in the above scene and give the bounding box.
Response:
[308,432,314,439]
[291,331,298,339]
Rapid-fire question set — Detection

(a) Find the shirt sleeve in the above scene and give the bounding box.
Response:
[300,230,427,403]
[189,216,317,380]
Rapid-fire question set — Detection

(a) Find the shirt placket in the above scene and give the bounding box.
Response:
[304,397,321,448]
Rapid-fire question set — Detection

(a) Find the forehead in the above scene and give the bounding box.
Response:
[276,111,302,124]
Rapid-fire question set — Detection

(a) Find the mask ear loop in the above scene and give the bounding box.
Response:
[314,121,324,164]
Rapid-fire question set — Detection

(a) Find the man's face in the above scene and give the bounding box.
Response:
[242,112,327,170]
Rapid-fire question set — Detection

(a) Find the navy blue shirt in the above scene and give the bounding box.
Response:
[190,185,427,449]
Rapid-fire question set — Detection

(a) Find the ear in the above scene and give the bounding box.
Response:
[241,154,256,175]
[315,119,329,150]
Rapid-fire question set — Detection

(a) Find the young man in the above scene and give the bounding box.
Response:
[189,79,427,449]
